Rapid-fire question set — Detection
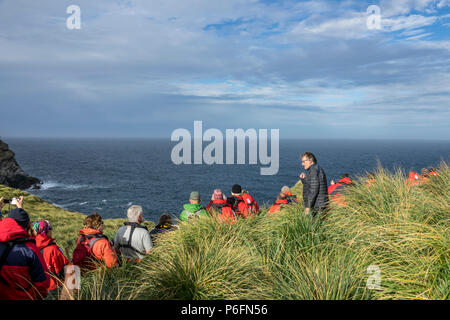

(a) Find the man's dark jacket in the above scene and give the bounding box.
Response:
[300,163,329,209]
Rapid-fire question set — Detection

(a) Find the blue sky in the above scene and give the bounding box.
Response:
[0,0,449,139]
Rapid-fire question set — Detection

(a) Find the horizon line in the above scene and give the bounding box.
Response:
[2,136,450,142]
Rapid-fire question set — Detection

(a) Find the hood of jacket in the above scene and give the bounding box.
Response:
[0,217,30,242]
[79,227,103,236]
[35,233,56,250]
[338,177,352,185]
[183,203,204,213]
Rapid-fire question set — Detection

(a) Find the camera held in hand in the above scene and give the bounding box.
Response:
[3,197,19,205]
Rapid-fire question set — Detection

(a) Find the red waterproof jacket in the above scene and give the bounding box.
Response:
[268,198,289,214]
[0,218,50,300]
[35,234,69,291]
[329,177,352,206]
[228,195,249,218]
[405,172,422,186]
[207,199,237,223]
[242,193,260,215]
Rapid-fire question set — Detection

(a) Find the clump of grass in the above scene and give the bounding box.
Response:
[323,162,449,300]
[136,215,273,300]
[76,261,143,300]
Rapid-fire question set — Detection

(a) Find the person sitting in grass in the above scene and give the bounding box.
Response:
[114,205,153,263]
[150,214,176,244]
[227,184,250,218]
[0,196,50,300]
[281,186,298,204]
[72,213,118,271]
[179,191,209,222]
[206,189,236,223]
[268,193,289,214]
[32,219,69,298]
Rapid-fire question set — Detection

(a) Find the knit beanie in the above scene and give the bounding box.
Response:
[213,189,224,200]
[232,184,242,194]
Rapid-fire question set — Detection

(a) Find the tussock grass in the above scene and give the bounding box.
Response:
[1,162,448,300]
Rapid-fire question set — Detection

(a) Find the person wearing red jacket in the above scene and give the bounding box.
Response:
[33,220,69,294]
[281,186,298,204]
[328,174,353,206]
[73,212,118,271]
[206,189,237,223]
[268,193,289,214]
[405,171,422,186]
[241,190,260,215]
[0,199,50,300]
[227,184,250,218]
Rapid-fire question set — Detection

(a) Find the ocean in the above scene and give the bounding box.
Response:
[4,138,449,222]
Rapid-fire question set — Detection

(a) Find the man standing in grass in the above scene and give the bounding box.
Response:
[299,152,329,217]
[179,191,209,222]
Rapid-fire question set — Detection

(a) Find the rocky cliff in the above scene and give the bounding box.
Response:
[0,139,41,189]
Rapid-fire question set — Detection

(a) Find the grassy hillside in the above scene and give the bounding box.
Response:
[0,163,448,300]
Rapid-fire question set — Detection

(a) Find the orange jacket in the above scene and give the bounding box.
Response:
[76,228,118,269]
[405,171,422,186]
[268,199,289,214]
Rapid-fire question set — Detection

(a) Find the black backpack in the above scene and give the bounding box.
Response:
[209,203,228,214]
[227,196,246,216]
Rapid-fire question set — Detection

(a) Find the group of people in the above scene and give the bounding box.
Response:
[0,151,440,300]
[0,196,176,300]
[405,167,439,186]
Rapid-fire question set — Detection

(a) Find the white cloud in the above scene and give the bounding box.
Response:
[382,14,438,31]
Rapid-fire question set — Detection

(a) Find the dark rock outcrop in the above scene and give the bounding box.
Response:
[0,140,41,190]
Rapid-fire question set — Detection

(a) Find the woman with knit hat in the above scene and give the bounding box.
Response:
[33,219,69,297]
[206,189,236,223]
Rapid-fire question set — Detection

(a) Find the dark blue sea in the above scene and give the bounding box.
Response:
[3,138,449,222]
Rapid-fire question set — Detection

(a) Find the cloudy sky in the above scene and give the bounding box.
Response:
[1,0,449,139]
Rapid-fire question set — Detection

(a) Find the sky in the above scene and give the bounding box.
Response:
[0,0,449,139]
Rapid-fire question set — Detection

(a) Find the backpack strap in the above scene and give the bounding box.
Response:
[186,208,204,218]
[231,197,245,215]
[117,223,147,256]
[210,203,227,214]
[86,234,108,250]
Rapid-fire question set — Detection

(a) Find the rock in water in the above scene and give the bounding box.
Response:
[0,139,41,189]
